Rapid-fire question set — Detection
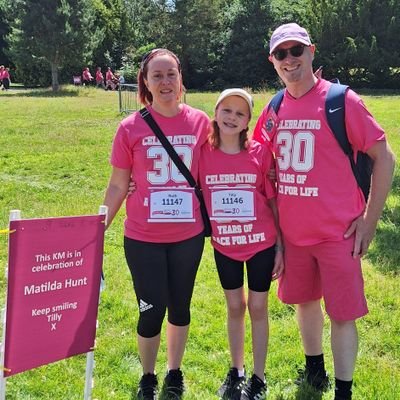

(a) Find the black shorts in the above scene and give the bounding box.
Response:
[214,245,275,292]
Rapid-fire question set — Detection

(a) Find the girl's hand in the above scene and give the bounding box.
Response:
[272,246,284,280]
[127,180,136,197]
[268,168,277,181]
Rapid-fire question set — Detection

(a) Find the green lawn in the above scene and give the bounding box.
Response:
[0,86,399,399]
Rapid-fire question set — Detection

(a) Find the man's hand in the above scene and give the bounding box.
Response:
[344,215,376,258]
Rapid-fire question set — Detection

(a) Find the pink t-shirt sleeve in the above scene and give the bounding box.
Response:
[345,90,386,152]
[110,123,133,169]
[252,105,279,151]
[253,108,268,144]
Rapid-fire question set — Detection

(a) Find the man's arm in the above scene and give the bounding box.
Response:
[344,140,396,257]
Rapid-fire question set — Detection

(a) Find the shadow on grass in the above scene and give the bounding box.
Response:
[0,86,81,97]
[276,379,326,400]
[294,388,323,400]
[367,172,400,275]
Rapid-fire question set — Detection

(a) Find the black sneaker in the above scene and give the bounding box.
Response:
[161,368,185,399]
[240,374,267,400]
[295,367,330,392]
[137,373,158,400]
[217,367,246,399]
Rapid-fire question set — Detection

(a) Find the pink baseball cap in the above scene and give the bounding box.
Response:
[269,23,312,54]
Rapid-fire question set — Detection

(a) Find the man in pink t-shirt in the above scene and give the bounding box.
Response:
[253,23,395,400]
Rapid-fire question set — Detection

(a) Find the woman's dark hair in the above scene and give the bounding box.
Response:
[209,118,249,150]
[137,49,182,105]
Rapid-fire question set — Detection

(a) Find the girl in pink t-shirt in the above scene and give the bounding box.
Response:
[199,89,284,399]
[103,49,209,399]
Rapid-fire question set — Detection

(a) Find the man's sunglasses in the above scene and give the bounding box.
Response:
[272,44,307,61]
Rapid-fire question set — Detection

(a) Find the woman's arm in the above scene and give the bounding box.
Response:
[103,167,131,228]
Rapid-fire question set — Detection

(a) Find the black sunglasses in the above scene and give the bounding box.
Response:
[272,44,307,61]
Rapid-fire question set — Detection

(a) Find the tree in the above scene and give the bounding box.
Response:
[215,0,274,89]
[7,0,103,90]
[311,0,400,88]
[91,0,134,71]
[161,0,225,88]
[0,0,12,66]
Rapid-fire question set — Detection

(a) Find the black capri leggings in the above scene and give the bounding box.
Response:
[124,233,204,338]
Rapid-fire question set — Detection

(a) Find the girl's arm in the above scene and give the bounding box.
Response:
[268,197,284,280]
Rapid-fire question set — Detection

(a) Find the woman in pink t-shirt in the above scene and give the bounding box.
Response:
[199,89,284,399]
[103,49,209,399]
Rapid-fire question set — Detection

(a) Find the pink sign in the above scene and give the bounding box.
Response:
[4,215,105,377]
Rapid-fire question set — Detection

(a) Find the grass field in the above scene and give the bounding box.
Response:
[0,86,399,400]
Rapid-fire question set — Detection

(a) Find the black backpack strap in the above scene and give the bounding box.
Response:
[267,89,285,113]
[325,83,350,155]
[325,83,372,200]
[139,107,212,235]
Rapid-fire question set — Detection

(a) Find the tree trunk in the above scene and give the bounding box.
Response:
[50,62,59,91]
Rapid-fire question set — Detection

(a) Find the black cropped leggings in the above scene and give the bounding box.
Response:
[124,233,204,338]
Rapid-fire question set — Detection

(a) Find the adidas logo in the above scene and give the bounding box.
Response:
[139,299,153,312]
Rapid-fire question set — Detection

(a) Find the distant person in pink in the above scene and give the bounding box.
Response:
[253,23,395,400]
[105,67,116,90]
[0,65,4,89]
[82,67,93,85]
[103,49,209,400]
[199,88,284,400]
[3,68,10,89]
[95,67,105,88]
[1,66,10,90]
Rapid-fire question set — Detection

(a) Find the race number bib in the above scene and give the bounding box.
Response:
[148,188,195,223]
[211,188,255,221]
